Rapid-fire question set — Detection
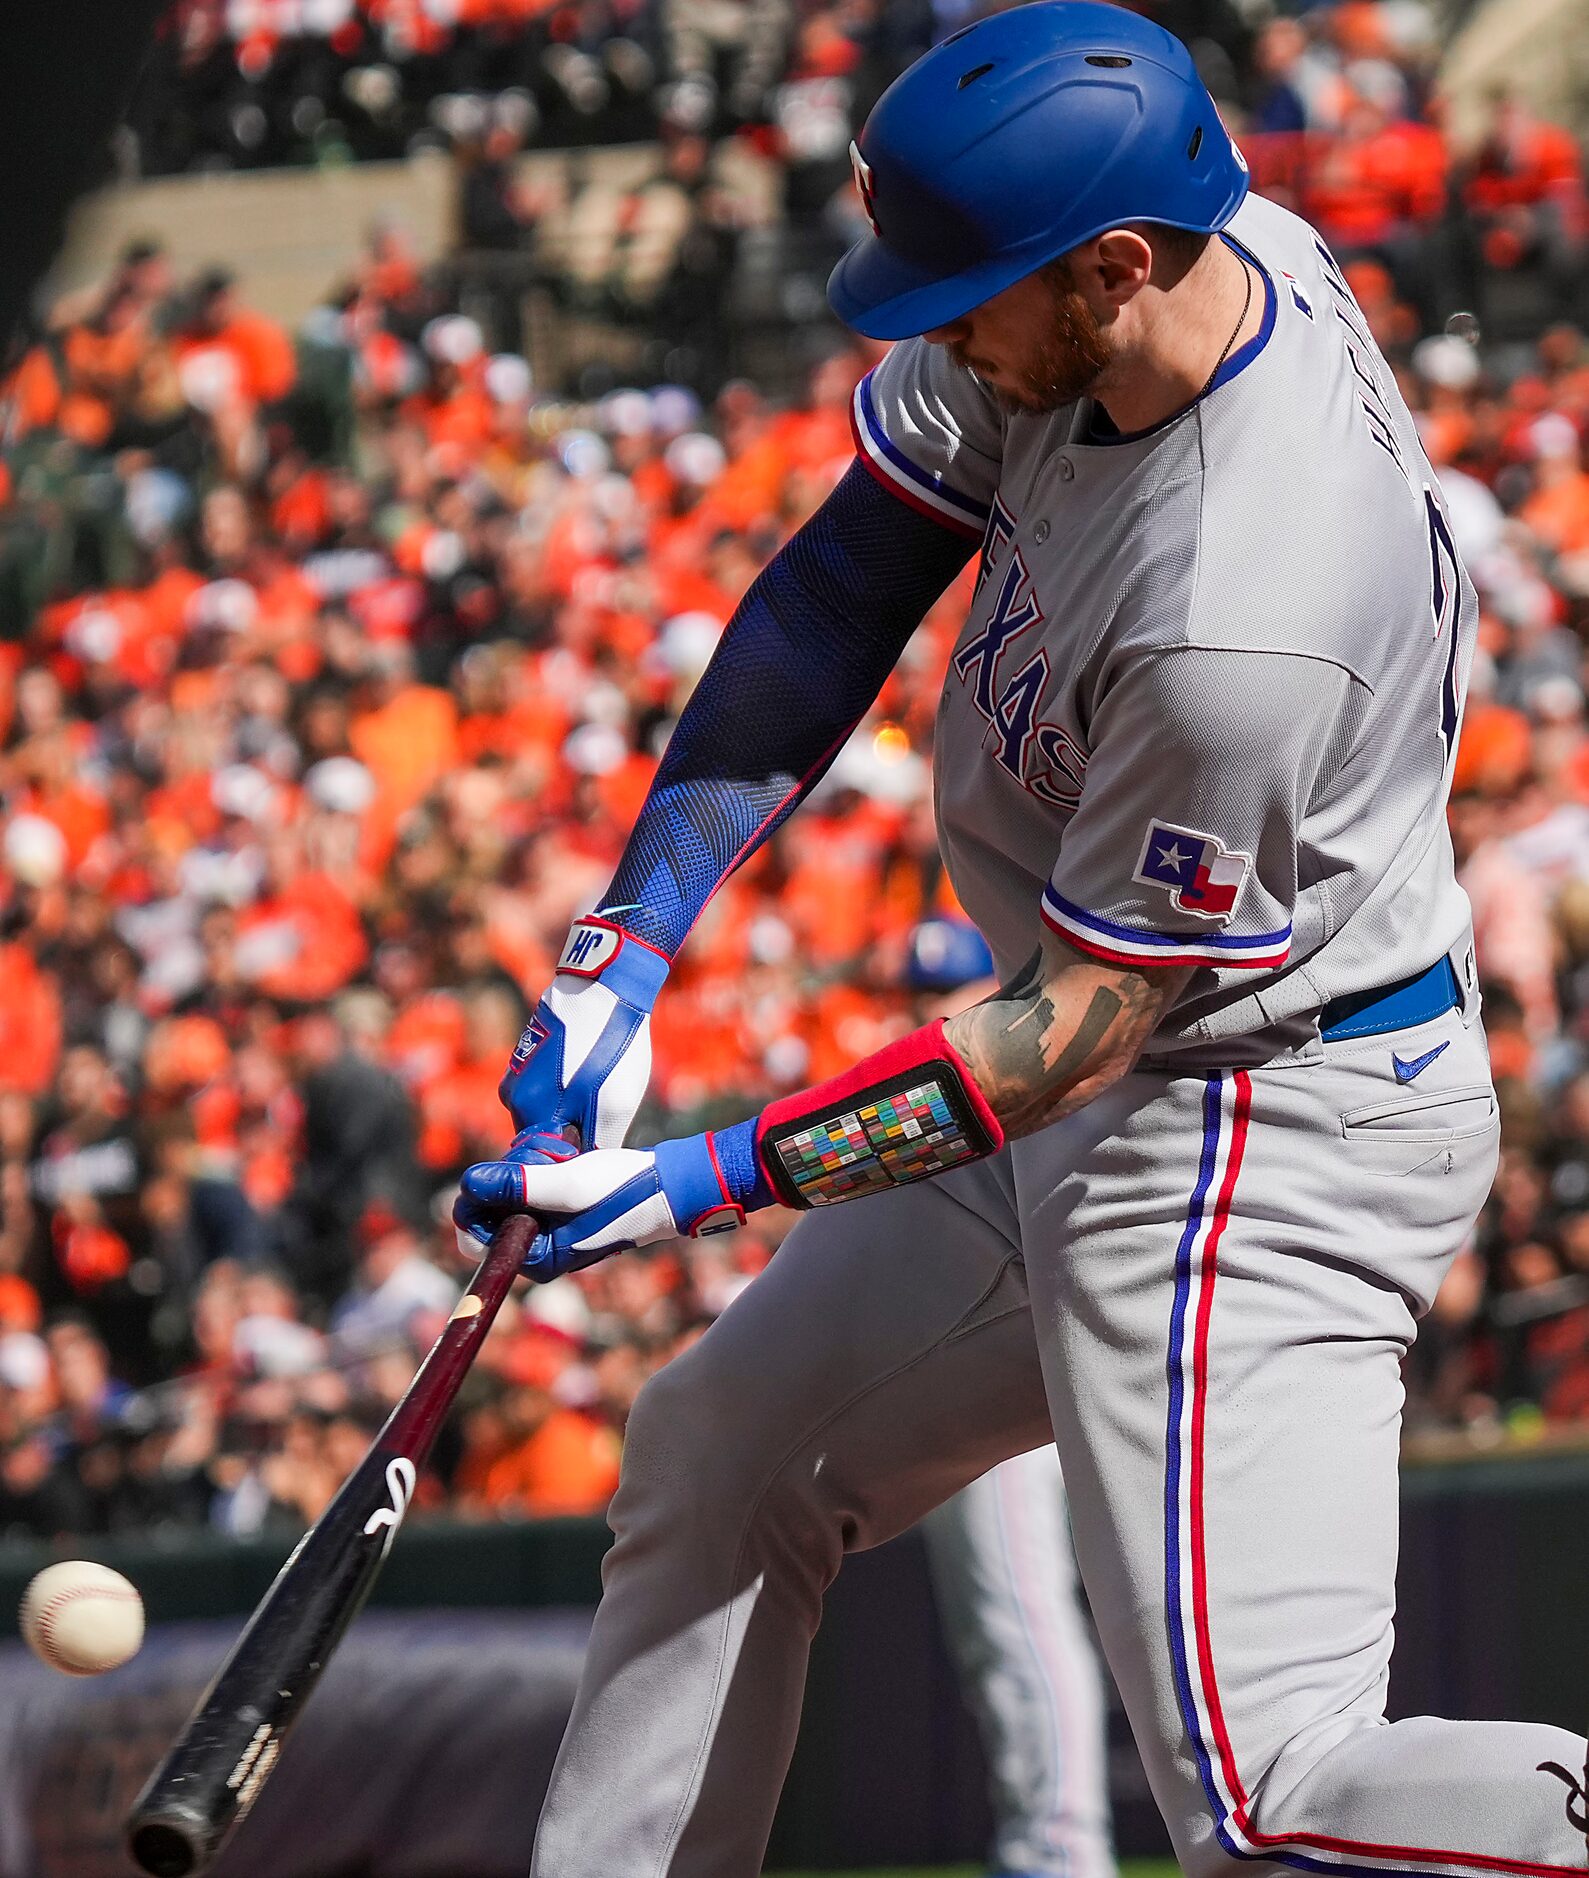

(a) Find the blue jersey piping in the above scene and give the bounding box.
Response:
[1082,235,1277,448]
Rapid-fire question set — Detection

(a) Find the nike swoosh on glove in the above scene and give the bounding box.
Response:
[453,1130,579,1260]
[500,918,669,1149]
[455,1135,747,1282]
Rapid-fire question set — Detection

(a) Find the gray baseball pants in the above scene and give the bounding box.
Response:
[531,1001,1587,1878]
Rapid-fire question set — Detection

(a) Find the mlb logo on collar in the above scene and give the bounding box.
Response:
[1134,821,1250,921]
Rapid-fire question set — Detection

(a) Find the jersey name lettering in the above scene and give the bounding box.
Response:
[1426,486,1463,762]
[1315,239,1407,477]
[1315,237,1472,772]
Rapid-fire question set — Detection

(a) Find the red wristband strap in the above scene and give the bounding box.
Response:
[754,1019,1004,1209]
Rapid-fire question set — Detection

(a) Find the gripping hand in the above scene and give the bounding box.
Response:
[452,1130,579,1257]
[502,918,670,1148]
[455,1135,747,1282]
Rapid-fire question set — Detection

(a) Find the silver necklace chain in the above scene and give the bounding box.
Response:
[1199,256,1255,403]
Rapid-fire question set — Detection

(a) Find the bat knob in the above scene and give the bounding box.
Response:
[129,1814,207,1876]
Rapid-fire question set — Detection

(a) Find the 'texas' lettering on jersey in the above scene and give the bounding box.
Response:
[952,494,1088,809]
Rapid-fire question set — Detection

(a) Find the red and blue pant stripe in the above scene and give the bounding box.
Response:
[1164,1071,1578,1878]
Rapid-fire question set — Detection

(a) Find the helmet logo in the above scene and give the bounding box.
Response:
[849,140,881,237]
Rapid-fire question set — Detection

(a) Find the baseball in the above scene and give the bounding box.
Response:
[19,1561,145,1676]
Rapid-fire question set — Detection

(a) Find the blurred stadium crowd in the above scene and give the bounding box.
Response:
[108,0,1589,397]
[4,0,1589,1542]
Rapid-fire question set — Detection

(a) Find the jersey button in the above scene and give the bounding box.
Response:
[1034,519,1052,544]
[1057,457,1075,482]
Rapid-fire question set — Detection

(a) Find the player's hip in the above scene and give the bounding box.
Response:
[1011,999,1496,1320]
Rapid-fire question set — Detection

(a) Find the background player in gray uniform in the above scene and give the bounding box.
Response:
[456,7,1589,1874]
[924,1448,1115,1878]
[909,918,1116,1878]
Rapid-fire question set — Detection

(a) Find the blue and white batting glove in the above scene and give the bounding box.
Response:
[501,917,670,1148]
[454,1131,753,1282]
[452,1129,580,1259]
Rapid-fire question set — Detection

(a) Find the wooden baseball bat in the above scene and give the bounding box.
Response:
[125,1213,538,1877]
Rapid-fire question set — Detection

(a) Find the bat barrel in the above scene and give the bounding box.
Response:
[127,1479,396,1866]
[125,1216,536,1876]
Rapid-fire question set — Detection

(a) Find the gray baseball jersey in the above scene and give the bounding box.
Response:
[853,192,1477,1057]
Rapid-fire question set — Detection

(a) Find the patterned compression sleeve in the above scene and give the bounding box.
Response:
[602,459,975,958]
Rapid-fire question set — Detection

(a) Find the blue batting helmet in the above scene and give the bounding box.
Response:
[828,2,1249,341]
[904,918,997,994]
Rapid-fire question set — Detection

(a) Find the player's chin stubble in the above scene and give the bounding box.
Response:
[958,262,1112,416]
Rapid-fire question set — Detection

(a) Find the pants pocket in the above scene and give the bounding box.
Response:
[1339,1083,1499,1178]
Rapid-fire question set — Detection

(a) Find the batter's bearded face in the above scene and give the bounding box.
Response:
[924,258,1112,414]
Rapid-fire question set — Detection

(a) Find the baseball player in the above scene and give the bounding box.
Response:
[909,918,1116,1878]
[456,6,1589,1876]
[924,1447,1115,1878]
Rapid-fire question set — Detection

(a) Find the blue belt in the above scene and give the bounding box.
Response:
[1319,957,1461,1043]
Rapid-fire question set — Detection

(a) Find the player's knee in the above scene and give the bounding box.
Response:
[615,1349,717,1494]
[1161,1712,1372,1878]
[1171,1840,1229,1878]
[612,1341,765,1524]
[1150,1803,1270,1878]
[611,1339,845,1562]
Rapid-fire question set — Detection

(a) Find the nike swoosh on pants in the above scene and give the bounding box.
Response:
[1390,1039,1451,1083]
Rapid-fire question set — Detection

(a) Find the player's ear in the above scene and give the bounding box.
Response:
[1087,229,1154,311]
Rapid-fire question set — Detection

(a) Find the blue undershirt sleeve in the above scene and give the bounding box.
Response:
[601,459,975,959]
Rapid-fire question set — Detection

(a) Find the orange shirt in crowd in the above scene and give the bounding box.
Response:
[3,323,146,449]
[143,769,225,856]
[460,1409,623,1515]
[272,468,335,547]
[20,777,111,873]
[1520,468,1589,556]
[700,405,852,535]
[4,347,65,440]
[781,801,905,963]
[0,947,62,1097]
[1302,121,1447,247]
[1453,700,1533,797]
[402,383,496,452]
[350,682,461,813]
[416,1055,506,1171]
[174,310,296,410]
[234,872,369,1002]
[0,1274,42,1333]
[43,586,188,694]
[387,992,469,1092]
[1466,120,1584,216]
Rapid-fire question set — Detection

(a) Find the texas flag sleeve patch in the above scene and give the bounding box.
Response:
[1133,821,1251,922]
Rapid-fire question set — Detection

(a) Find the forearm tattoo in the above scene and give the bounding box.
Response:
[945,944,1176,1139]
